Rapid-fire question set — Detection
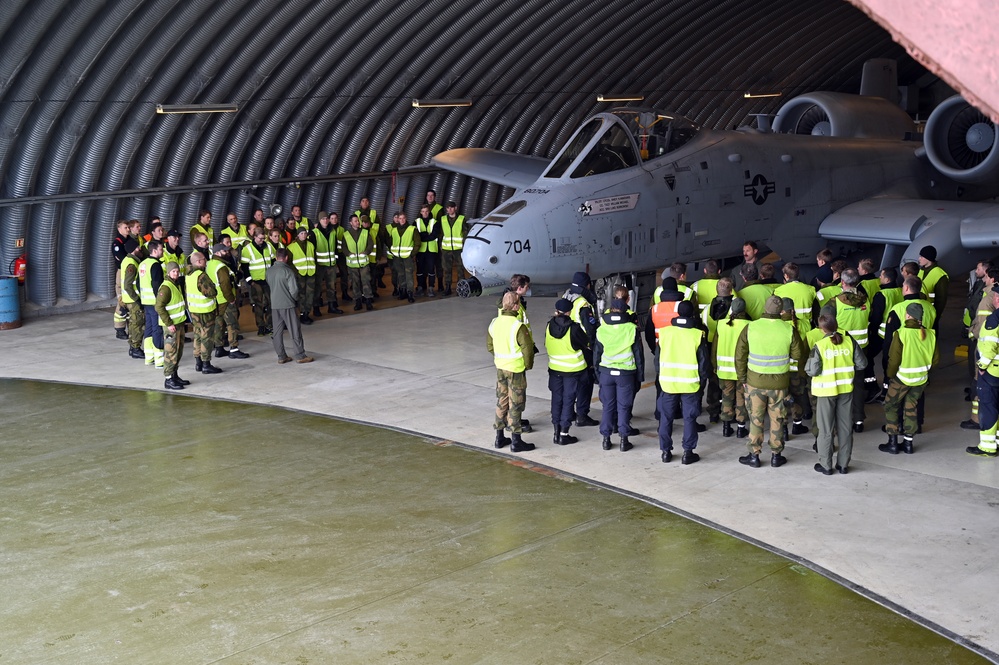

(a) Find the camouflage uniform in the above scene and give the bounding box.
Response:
[719,379,748,424]
[746,386,788,453]
[214,301,239,348]
[190,312,216,361]
[163,326,184,376]
[495,370,528,433]
[883,379,924,436]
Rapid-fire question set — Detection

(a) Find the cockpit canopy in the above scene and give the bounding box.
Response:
[543,108,700,179]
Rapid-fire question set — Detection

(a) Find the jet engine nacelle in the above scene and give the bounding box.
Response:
[772,91,915,139]
[923,95,999,184]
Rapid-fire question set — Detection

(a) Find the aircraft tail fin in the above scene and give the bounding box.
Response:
[860,58,898,103]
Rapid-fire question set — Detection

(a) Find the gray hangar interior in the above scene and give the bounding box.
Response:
[0,0,949,309]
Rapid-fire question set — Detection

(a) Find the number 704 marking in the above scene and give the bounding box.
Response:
[504,240,531,254]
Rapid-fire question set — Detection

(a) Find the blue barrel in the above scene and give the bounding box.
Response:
[0,275,21,330]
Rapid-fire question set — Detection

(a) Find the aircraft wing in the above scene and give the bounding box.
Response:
[819,198,999,267]
[431,148,551,190]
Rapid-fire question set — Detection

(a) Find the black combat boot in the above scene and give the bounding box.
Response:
[770,452,787,467]
[735,422,748,438]
[173,371,191,386]
[791,421,809,435]
[201,361,223,374]
[164,376,185,390]
[365,297,374,311]
[901,436,914,454]
[329,302,344,314]
[228,348,250,359]
[619,437,633,452]
[739,452,761,468]
[215,346,229,358]
[681,450,700,465]
[195,357,203,372]
[722,421,734,437]
[601,436,612,451]
[494,429,510,449]
[116,328,128,340]
[878,434,900,455]
[509,433,535,453]
[353,298,363,311]
[407,291,415,303]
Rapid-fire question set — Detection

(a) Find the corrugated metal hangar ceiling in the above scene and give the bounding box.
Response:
[0,0,946,307]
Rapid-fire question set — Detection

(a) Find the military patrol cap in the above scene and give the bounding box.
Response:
[763,295,783,315]
[555,298,573,313]
[730,297,746,314]
[211,243,228,254]
[781,297,794,313]
[164,261,180,274]
[166,229,182,238]
[297,225,309,236]
[906,302,924,320]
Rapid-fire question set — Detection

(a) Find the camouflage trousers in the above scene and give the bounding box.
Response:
[125,301,143,347]
[788,371,808,422]
[213,301,239,348]
[883,378,924,436]
[314,264,338,308]
[495,369,527,433]
[719,379,747,424]
[190,311,216,361]
[162,325,184,376]
[297,273,316,312]
[746,385,787,454]
[391,256,416,295]
[441,250,465,291]
[248,280,272,329]
[348,265,372,300]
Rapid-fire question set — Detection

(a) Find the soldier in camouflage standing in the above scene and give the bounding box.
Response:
[735,294,806,468]
[714,297,750,438]
[155,262,190,390]
[208,243,249,360]
[487,290,536,453]
[186,252,223,375]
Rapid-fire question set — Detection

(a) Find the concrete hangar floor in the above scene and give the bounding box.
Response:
[1,283,996,663]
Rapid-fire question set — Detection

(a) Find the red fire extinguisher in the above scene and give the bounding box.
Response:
[11,254,26,284]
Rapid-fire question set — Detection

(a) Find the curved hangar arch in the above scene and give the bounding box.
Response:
[0,0,929,308]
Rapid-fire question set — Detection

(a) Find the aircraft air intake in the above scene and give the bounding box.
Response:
[923,95,999,184]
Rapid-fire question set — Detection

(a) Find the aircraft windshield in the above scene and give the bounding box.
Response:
[570,123,639,178]
[611,109,700,160]
[544,119,602,178]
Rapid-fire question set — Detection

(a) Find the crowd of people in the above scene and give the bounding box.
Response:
[487,241,999,470]
[111,190,468,390]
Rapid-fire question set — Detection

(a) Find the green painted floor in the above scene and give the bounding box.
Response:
[0,379,986,664]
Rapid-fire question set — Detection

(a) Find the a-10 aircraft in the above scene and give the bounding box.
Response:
[432,60,999,304]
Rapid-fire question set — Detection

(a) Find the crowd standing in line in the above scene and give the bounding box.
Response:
[111,190,468,390]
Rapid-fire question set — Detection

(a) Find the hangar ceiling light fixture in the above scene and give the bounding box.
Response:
[743,92,782,99]
[411,98,472,108]
[597,94,645,103]
[156,103,239,114]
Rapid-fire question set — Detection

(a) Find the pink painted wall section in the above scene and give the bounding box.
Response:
[849,0,999,121]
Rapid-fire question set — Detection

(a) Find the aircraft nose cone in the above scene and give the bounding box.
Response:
[462,237,505,290]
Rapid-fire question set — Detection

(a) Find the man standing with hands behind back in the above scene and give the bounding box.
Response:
[267,247,314,365]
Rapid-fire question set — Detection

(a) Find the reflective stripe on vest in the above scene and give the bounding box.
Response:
[897,326,935,386]
[221,225,248,247]
[715,318,750,380]
[207,258,231,304]
[313,230,337,266]
[367,223,380,264]
[888,298,936,333]
[490,315,526,372]
[389,226,416,258]
[811,335,856,396]
[596,319,637,370]
[545,325,586,372]
[694,278,719,312]
[344,229,370,269]
[185,270,215,313]
[138,258,158,305]
[746,318,792,374]
[441,215,465,251]
[158,281,186,326]
[288,242,316,275]
[658,325,702,393]
[920,265,946,302]
[241,243,272,280]
[835,298,870,348]
[877,287,903,338]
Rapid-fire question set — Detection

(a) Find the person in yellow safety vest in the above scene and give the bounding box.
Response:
[773,262,816,339]
[496,274,536,430]
[138,240,166,367]
[757,263,781,294]
[288,204,309,233]
[120,238,146,360]
[969,285,999,457]
[545,298,589,445]
[344,214,375,311]
[360,213,384,295]
[189,209,214,248]
[414,204,441,297]
[595,294,644,452]
[355,198,386,292]
[652,262,693,305]
[240,230,275,335]
[208,244,249,360]
[656,300,710,464]
[963,265,998,430]
[440,201,466,296]
[737,263,772,320]
[128,219,145,251]
[882,275,935,432]
[917,244,949,326]
[219,213,248,250]
[735,295,806,468]
[487,290,536,453]
[830,269,872,433]
[561,271,599,428]
[715,297,751,438]
[425,189,445,294]
[288,226,317,325]
[880,302,938,455]
[162,229,185,267]
[189,232,211,266]
[813,265,841,309]
[311,211,344,316]
[700,276,734,427]
[155,261,190,390]
[186,252,223,376]
[355,197,378,228]
[143,220,165,246]
[388,212,418,303]
[778,296,810,439]
[857,257,881,309]
[805,312,868,474]
[112,219,132,339]
[691,259,722,315]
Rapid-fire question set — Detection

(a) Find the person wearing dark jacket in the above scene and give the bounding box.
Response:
[656,300,711,464]
[545,298,589,445]
[562,271,600,427]
[595,295,645,452]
